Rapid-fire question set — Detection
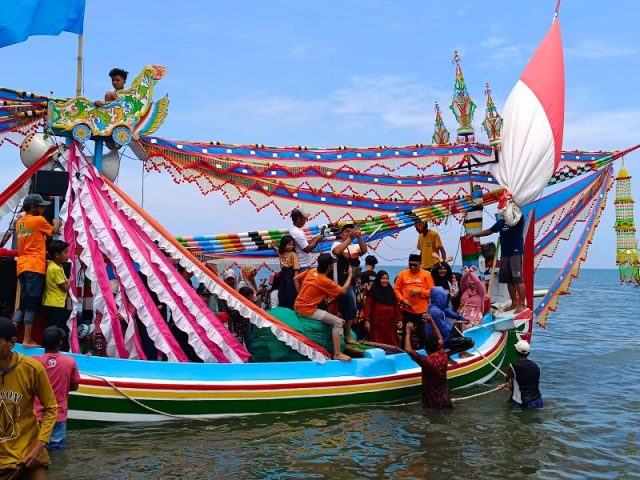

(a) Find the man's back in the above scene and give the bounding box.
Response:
[510,359,542,406]
[16,214,52,275]
[33,353,80,422]
[408,348,452,409]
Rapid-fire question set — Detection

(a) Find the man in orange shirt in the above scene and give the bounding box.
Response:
[394,254,435,349]
[13,194,62,347]
[294,253,353,361]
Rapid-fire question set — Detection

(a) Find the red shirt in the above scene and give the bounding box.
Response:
[408,347,452,409]
[33,353,80,421]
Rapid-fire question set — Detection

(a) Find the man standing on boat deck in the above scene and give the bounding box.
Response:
[14,194,62,347]
[0,317,58,479]
[502,340,543,409]
[289,209,325,272]
[394,254,435,349]
[331,224,367,343]
[466,214,526,312]
[404,316,452,409]
[415,221,446,271]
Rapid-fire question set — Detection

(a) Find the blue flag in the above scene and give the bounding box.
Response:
[0,0,85,48]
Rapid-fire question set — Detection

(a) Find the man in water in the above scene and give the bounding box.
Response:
[94,68,128,107]
[0,317,57,479]
[33,327,80,451]
[467,213,526,312]
[404,315,452,409]
[502,340,543,409]
[289,209,325,272]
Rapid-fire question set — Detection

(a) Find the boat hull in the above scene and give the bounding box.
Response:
[17,313,530,427]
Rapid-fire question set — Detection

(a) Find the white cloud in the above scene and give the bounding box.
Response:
[286,43,335,60]
[476,36,525,68]
[564,109,640,151]
[566,40,638,59]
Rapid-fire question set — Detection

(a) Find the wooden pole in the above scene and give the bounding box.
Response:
[75,35,83,97]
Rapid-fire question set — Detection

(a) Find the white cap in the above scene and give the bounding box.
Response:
[514,340,531,354]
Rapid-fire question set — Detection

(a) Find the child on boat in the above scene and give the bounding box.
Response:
[275,235,299,309]
[294,253,353,361]
[94,67,128,107]
[361,270,401,347]
[42,240,72,351]
[33,326,80,451]
[404,316,452,409]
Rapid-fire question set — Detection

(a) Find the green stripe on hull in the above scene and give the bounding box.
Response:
[67,353,504,428]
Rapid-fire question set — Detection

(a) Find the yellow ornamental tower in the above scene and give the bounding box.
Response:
[613,165,640,284]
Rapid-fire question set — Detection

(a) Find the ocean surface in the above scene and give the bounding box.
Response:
[48,268,640,479]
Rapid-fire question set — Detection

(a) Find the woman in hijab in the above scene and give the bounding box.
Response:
[458,266,486,328]
[430,261,459,310]
[362,270,402,346]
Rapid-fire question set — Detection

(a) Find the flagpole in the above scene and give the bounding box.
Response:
[76,34,83,97]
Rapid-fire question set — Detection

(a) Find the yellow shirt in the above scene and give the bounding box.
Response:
[0,352,57,469]
[42,261,68,308]
[417,230,443,269]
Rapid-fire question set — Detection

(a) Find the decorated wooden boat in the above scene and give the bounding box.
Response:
[16,310,531,427]
[1,10,635,428]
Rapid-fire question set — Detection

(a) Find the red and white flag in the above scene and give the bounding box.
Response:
[491,18,564,206]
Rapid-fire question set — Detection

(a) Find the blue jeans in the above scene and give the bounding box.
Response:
[13,271,45,324]
[338,285,357,321]
[47,421,67,451]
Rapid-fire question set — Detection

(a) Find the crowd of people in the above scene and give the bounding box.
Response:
[0,193,542,477]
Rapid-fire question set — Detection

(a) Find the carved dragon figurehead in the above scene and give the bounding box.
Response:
[46,64,169,146]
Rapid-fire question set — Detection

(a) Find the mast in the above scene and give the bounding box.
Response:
[76,34,83,97]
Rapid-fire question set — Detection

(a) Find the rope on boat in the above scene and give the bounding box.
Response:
[454,326,507,378]
[81,372,209,421]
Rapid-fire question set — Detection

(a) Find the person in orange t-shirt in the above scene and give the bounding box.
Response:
[13,194,62,347]
[394,254,435,349]
[294,253,353,361]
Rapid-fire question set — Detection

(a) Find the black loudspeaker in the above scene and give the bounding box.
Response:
[31,171,68,197]
[0,259,17,318]
[29,171,68,222]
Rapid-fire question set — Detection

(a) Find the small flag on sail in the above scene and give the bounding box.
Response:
[0,0,85,48]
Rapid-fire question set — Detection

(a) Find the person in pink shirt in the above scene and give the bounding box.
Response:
[458,266,487,329]
[33,327,80,451]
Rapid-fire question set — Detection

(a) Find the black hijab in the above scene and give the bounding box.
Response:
[431,262,453,290]
[368,270,397,306]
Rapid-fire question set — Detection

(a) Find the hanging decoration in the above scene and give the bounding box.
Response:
[613,164,640,284]
[449,51,476,143]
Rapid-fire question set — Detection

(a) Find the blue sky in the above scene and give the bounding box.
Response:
[1,0,639,268]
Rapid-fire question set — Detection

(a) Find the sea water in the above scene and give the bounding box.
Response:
[48,268,640,479]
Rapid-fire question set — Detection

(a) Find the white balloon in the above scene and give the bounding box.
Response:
[19,132,55,168]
